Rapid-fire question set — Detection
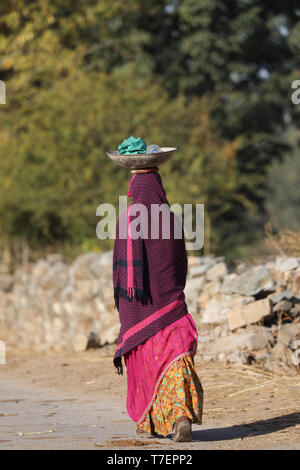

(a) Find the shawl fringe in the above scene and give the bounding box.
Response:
[113,356,123,375]
[114,286,149,311]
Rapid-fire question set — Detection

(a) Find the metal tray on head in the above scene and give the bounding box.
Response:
[106,147,177,169]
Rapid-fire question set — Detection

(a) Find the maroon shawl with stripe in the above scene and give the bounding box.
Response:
[113,173,188,374]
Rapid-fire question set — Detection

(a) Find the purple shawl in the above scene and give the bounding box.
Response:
[113,173,188,374]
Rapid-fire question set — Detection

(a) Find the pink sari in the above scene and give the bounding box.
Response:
[124,313,198,425]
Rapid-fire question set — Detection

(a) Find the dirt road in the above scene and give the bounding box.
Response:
[0,345,299,450]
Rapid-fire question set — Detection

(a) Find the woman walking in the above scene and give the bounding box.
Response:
[113,170,203,441]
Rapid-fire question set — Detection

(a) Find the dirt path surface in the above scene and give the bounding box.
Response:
[0,345,299,450]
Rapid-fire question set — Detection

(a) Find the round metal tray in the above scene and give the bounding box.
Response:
[106,147,177,169]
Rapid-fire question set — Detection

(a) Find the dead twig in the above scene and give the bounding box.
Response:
[227,379,278,398]
[204,382,234,390]
[17,429,54,437]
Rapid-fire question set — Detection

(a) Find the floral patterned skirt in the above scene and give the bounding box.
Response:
[137,354,203,437]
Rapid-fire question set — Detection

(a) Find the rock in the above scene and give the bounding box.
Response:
[220,273,237,293]
[292,268,300,296]
[87,331,101,349]
[237,325,273,341]
[185,276,205,293]
[265,260,276,271]
[197,335,210,344]
[188,264,209,278]
[70,252,98,280]
[273,300,293,312]
[277,323,300,347]
[201,280,222,296]
[221,266,275,297]
[200,297,228,324]
[272,342,293,365]
[283,270,296,291]
[236,262,247,274]
[90,251,113,277]
[206,262,228,282]
[101,324,120,345]
[224,351,256,365]
[202,255,225,265]
[210,325,223,338]
[46,253,64,265]
[53,317,64,332]
[0,274,14,292]
[209,332,270,354]
[275,257,300,272]
[291,339,300,367]
[73,334,88,352]
[38,262,69,292]
[185,276,205,312]
[269,290,294,304]
[73,279,101,300]
[272,332,300,367]
[277,279,287,289]
[188,256,202,267]
[271,324,278,335]
[291,348,300,367]
[291,339,300,350]
[199,294,254,324]
[290,305,300,317]
[31,259,49,279]
[241,332,271,350]
[255,349,271,365]
[227,298,273,331]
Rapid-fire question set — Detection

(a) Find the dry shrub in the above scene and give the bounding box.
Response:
[265,222,300,257]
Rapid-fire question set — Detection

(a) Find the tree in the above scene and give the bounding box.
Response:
[146,0,300,251]
[265,127,300,232]
[2,0,299,261]
[0,66,241,257]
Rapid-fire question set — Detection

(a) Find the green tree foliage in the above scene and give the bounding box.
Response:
[0,0,150,258]
[145,1,300,248]
[0,68,240,256]
[265,128,300,232]
[0,1,300,261]
[0,0,149,99]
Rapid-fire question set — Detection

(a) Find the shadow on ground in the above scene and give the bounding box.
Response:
[192,413,300,442]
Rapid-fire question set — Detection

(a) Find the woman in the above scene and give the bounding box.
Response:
[113,170,203,442]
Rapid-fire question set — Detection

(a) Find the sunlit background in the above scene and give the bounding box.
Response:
[1,0,300,269]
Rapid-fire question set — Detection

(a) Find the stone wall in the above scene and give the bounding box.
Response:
[1,251,300,373]
[0,252,118,352]
[186,255,300,373]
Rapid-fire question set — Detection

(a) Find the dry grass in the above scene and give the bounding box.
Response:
[265,224,300,256]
